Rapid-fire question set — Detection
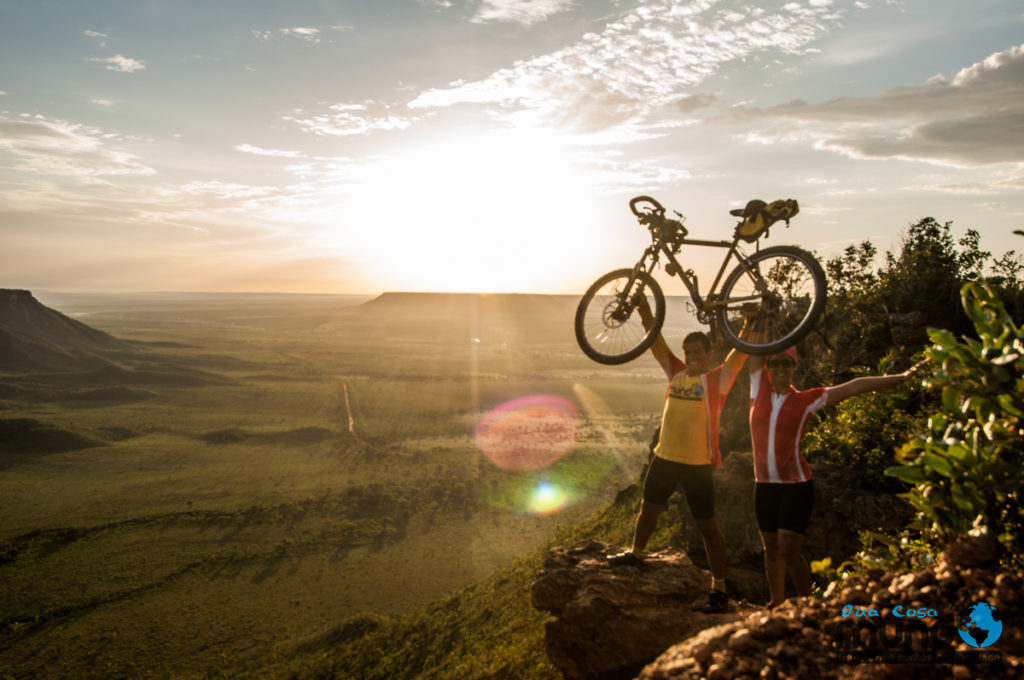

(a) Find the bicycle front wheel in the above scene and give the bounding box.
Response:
[575,268,665,365]
[717,245,826,355]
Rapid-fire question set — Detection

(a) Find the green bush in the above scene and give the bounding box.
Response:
[803,352,931,492]
[887,282,1024,567]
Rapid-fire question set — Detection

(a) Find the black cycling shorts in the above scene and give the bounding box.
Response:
[755,480,815,534]
[642,456,715,520]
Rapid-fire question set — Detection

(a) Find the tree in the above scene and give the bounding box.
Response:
[797,220,1021,491]
[887,282,1024,567]
[809,218,1015,385]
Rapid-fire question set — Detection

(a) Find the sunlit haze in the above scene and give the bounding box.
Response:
[2,1,1022,294]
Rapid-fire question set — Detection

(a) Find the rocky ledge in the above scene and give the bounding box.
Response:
[533,538,1023,680]
[531,540,763,680]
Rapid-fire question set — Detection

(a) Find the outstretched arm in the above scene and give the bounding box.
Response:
[824,359,930,407]
[638,295,672,377]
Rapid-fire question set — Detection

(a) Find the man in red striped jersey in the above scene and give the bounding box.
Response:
[748,350,928,607]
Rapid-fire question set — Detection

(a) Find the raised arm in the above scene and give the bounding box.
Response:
[719,304,759,390]
[824,359,930,407]
[736,304,764,374]
[637,295,673,376]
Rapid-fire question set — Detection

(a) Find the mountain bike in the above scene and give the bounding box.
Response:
[574,196,826,364]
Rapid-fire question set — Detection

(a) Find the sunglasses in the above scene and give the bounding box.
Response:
[767,359,796,368]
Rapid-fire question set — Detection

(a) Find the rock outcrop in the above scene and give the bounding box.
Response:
[530,541,762,680]
[532,538,1023,680]
[529,457,1003,680]
[637,538,1023,680]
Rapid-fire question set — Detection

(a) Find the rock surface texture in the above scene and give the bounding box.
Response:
[536,538,1022,680]
[530,541,762,680]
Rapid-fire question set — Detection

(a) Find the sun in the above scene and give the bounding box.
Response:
[326,128,607,293]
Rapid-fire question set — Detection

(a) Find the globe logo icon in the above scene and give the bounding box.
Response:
[957,602,1003,648]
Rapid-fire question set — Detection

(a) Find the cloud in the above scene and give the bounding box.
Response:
[83,29,107,47]
[235,144,302,158]
[284,102,420,137]
[253,27,323,43]
[87,54,146,73]
[676,92,720,114]
[471,0,575,25]
[181,180,279,200]
[280,27,321,43]
[0,115,156,179]
[408,0,841,133]
[719,43,1024,167]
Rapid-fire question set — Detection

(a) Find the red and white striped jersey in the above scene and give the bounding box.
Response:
[748,368,827,483]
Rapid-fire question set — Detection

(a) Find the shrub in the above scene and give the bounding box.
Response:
[802,352,932,492]
[886,282,1024,567]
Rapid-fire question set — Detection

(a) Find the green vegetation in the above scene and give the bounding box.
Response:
[812,217,1021,381]
[887,282,1024,568]
[801,352,928,491]
[797,218,1023,491]
[279,486,642,680]
[0,292,663,679]
[285,547,558,680]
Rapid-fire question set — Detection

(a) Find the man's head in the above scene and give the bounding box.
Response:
[682,332,712,374]
[766,346,798,389]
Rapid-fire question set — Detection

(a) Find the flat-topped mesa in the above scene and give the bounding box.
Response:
[0,289,124,350]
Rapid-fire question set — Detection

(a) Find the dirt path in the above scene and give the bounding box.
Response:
[341,381,360,440]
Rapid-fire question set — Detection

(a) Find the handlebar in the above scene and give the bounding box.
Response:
[629,195,665,218]
[630,195,687,244]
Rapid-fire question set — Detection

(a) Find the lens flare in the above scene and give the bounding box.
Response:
[528,480,569,515]
[474,394,580,471]
[572,383,636,481]
[483,474,580,516]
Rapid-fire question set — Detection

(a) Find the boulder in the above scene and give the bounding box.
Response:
[530,540,761,680]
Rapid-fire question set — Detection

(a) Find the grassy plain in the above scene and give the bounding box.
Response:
[0,291,695,679]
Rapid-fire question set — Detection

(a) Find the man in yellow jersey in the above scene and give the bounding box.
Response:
[609,298,756,614]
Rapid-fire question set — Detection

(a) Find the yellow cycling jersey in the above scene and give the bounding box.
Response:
[652,349,746,469]
[654,371,711,465]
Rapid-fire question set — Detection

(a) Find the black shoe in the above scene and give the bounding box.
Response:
[607,551,643,566]
[699,589,728,613]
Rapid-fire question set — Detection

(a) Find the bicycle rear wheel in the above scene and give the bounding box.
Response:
[716,245,826,355]
[575,268,665,364]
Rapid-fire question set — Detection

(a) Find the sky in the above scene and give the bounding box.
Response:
[1,0,1022,295]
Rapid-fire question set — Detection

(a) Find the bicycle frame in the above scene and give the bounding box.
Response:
[631,233,762,318]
